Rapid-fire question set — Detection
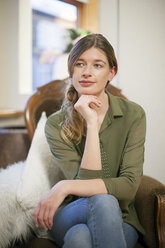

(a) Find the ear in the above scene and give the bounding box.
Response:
[108,66,116,82]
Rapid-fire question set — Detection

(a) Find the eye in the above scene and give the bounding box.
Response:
[74,62,84,67]
[94,63,103,68]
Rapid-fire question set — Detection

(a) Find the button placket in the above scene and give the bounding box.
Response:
[100,141,111,178]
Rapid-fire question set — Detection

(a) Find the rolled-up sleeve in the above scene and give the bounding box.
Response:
[103,110,146,201]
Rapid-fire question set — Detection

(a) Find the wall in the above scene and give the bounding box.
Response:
[0,0,31,112]
[0,0,19,109]
[99,0,165,184]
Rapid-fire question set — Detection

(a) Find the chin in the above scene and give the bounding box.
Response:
[75,85,99,96]
[78,89,95,96]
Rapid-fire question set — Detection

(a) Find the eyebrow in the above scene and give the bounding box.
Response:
[76,58,106,64]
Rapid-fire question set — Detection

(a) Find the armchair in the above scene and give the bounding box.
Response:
[23,79,165,248]
[1,79,164,248]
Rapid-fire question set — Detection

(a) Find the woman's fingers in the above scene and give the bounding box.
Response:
[33,181,67,230]
[34,201,50,230]
[37,202,48,230]
[42,205,51,230]
[89,100,101,109]
[34,200,57,230]
[74,95,101,121]
[48,207,56,230]
[34,204,40,227]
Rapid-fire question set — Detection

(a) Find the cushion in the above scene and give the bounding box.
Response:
[17,112,65,210]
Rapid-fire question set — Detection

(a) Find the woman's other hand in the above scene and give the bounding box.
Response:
[74,95,101,126]
[34,180,67,230]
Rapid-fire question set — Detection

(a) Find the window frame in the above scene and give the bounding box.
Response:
[60,0,83,27]
[60,0,98,32]
[18,0,98,95]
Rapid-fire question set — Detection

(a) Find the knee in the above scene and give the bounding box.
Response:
[90,194,119,210]
[89,194,121,221]
[63,224,92,248]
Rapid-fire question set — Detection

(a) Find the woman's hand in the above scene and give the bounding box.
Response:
[34,180,67,230]
[74,95,101,126]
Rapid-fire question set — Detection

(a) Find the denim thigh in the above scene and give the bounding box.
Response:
[49,195,138,248]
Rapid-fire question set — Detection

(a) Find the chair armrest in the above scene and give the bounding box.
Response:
[135,175,165,248]
[156,194,165,248]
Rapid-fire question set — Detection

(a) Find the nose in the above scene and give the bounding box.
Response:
[82,65,92,78]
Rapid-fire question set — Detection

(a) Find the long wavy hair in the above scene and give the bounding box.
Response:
[61,34,118,144]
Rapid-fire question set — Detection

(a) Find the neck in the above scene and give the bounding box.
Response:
[96,91,109,115]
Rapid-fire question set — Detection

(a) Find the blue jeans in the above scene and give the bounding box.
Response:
[50,194,138,248]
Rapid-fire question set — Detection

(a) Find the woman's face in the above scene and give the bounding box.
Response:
[72,47,115,98]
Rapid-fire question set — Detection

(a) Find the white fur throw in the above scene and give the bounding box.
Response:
[0,161,31,248]
[0,112,64,248]
[17,112,65,209]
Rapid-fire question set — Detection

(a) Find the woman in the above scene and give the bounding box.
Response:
[34,34,146,248]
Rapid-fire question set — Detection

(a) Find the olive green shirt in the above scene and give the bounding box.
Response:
[45,91,146,234]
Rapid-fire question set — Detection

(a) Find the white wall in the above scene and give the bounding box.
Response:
[99,0,165,184]
[98,0,119,86]
[0,0,19,109]
[0,0,31,111]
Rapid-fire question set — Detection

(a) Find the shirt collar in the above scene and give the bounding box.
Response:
[99,90,123,134]
[106,90,124,118]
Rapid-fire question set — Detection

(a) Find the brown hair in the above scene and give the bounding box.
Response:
[68,33,118,77]
[61,34,118,144]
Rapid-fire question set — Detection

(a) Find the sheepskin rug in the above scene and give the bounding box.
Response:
[0,112,65,248]
[0,161,33,248]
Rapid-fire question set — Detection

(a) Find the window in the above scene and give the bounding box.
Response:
[31,0,78,90]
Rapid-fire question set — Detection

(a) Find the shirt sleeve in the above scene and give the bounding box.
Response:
[45,114,104,181]
[45,115,81,179]
[103,109,146,201]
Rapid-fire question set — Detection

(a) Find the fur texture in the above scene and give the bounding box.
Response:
[0,161,33,248]
[17,112,65,210]
[0,112,65,248]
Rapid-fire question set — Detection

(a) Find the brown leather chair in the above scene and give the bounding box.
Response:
[22,79,165,248]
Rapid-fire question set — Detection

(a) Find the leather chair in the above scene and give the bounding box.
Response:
[17,79,165,248]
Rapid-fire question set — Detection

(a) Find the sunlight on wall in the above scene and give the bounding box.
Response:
[18,0,32,94]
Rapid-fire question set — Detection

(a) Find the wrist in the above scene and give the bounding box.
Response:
[87,119,99,130]
[52,180,70,198]
[59,180,76,196]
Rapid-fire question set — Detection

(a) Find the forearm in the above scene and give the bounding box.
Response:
[34,178,108,230]
[60,178,108,198]
[80,123,102,170]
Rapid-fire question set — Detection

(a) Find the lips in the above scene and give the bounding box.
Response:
[79,80,95,87]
